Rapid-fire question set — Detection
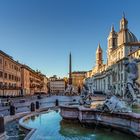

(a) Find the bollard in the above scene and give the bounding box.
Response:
[30,102,35,112]
[73,99,76,102]
[36,101,40,109]
[55,99,59,106]
[37,95,41,99]
[0,115,4,134]
[10,105,15,115]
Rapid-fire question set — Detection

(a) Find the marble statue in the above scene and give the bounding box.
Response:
[79,84,92,106]
[64,84,76,96]
[124,58,140,102]
[97,95,131,113]
[95,58,140,113]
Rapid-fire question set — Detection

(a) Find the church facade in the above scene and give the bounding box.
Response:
[85,15,140,96]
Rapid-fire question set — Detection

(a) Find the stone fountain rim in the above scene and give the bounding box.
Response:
[60,105,140,119]
[19,108,59,140]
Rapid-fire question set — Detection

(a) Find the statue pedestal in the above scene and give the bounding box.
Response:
[0,132,6,140]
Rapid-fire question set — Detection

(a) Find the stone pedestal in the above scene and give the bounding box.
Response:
[0,132,6,140]
[0,116,6,140]
[10,105,15,115]
[55,99,59,106]
[36,101,40,109]
[0,116,4,134]
[31,102,35,112]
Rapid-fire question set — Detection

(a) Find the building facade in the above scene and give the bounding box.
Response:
[49,79,65,94]
[21,65,45,95]
[42,75,48,93]
[0,50,22,97]
[71,71,86,93]
[86,15,140,96]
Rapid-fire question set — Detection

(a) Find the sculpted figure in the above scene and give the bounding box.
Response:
[97,95,131,113]
[79,84,92,105]
[65,84,76,96]
[124,58,140,102]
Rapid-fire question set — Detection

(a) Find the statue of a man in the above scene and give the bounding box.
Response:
[79,84,92,105]
[124,58,140,101]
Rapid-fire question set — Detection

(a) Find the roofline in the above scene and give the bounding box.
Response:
[0,50,22,66]
[128,48,140,56]
[125,42,140,46]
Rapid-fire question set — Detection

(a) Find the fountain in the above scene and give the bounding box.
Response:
[60,58,140,137]
[123,58,140,104]
[18,58,140,139]
[64,53,78,96]
[19,110,139,140]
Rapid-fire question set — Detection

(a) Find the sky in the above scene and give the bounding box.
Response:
[0,0,140,77]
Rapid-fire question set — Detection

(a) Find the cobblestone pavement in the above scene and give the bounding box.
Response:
[0,95,78,116]
[0,94,105,116]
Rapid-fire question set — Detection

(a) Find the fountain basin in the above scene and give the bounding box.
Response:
[18,108,139,140]
[60,105,140,137]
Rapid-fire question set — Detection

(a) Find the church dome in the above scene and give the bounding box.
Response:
[119,14,138,44]
[126,30,138,43]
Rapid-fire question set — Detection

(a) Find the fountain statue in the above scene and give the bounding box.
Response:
[79,83,131,112]
[79,84,92,106]
[96,95,131,113]
[94,58,140,113]
[65,84,77,96]
[77,59,140,112]
[60,57,140,137]
[124,58,140,103]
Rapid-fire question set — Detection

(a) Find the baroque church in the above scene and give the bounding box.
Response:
[86,15,140,96]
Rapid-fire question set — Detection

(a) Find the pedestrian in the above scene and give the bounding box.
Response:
[9,99,14,106]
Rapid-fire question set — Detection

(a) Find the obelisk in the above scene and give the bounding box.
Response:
[69,52,72,85]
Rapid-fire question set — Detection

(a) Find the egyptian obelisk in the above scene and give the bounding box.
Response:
[69,52,72,85]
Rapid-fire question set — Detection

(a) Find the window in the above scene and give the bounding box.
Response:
[12,75,14,80]
[0,71,3,77]
[4,82,7,87]
[5,61,7,66]
[0,82,2,88]
[113,38,116,46]
[9,74,11,80]
[9,63,11,69]
[0,58,2,64]
[4,73,7,79]
[14,66,17,70]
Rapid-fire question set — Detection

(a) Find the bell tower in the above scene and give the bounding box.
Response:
[120,13,128,30]
[107,25,117,66]
[96,44,103,67]
[108,25,117,52]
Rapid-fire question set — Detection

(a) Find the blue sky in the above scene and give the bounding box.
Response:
[0,0,140,77]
